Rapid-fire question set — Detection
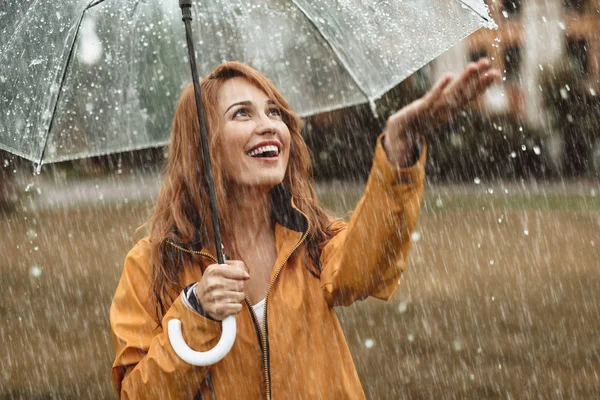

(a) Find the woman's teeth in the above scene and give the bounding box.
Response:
[247,145,279,157]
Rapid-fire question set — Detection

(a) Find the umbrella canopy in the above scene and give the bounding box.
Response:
[0,0,495,165]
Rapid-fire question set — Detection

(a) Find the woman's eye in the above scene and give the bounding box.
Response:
[268,108,282,117]
[233,108,249,118]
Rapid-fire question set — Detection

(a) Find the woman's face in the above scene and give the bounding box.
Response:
[216,77,291,189]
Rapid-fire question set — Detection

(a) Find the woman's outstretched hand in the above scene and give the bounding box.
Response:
[384,58,502,167]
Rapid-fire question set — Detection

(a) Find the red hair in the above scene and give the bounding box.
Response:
[142,62,341,320]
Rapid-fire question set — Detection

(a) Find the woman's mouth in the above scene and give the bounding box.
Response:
[246,144,280,160]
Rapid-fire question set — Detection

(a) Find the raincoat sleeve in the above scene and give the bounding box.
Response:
[110,239,222,399]
[319,133,427,307]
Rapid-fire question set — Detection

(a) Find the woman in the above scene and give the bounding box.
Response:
[110,60,500,399]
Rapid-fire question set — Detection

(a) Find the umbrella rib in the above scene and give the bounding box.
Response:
[288,0,372,105]
[36,0,98,166]
[87,0,110,9]
[454,0,495,26]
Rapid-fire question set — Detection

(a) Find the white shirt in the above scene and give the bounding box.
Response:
[252,298,266,331]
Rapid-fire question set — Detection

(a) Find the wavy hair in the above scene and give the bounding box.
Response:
[143,62,341,320]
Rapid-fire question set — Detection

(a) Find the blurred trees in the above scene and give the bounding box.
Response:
[539,62,600,177]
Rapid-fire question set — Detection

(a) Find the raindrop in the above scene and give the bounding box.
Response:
[524,229,529,235]
[26,229,37,240]
[590,88,597,96]
[510,151,517,158]
[30,266,42,278]
[29,59,44,67]
[558,21,566,30]
[407,334,415,343]
[398,302,408,313]
[502,10,508,18]
[24,183,34,192]
[470,374,476,380]
[411,231,421,242]
[533,146,541,155]
[435,197,443,208]
[364,339,374,349]
[490,259,495,265]
[453,339,463,352]
[474,177,481,184]
[521,145,526,151]
[487,188,494,194]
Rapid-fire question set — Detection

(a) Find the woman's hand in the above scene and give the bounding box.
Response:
[194,260,249,321]
[384,58,502,167]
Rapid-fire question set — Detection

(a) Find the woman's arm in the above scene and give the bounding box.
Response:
[319,133,426,307]
[110,242,221,399]
[319,58,501,307]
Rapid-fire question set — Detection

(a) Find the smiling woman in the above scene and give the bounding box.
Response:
[108,60,495,399]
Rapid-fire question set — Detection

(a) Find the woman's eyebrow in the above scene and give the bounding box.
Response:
[224,99,277,115]
[224,100,252,115]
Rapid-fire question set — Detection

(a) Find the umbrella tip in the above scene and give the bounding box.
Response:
[369,98,378,119]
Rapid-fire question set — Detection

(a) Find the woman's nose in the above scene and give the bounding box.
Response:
[255,112,277,135]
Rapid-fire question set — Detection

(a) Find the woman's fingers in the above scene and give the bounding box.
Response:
[442,59,490,107]
[423,72,454,107]
[464,68,502,104]
[217,261,250,280]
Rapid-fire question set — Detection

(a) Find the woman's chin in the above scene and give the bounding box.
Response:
[233,172,285,190]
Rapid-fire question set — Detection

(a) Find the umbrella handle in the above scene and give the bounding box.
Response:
[168,315,237,366]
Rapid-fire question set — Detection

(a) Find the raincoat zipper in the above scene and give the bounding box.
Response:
[167,214,310,400]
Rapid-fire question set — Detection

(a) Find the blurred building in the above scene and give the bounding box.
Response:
[431,0,600,129]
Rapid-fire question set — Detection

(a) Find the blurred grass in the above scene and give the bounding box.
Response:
[0,180,598,399]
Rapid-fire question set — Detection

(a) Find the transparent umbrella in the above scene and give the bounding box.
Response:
[0,0,495,167]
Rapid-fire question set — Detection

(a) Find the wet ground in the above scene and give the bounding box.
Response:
[0,175,598,399]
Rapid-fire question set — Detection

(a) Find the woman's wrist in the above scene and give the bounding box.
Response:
[382,133,421,168]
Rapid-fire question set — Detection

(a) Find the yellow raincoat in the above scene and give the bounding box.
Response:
[110,134,427,399]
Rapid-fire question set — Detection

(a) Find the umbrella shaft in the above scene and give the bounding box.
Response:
[181,4,225,265]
